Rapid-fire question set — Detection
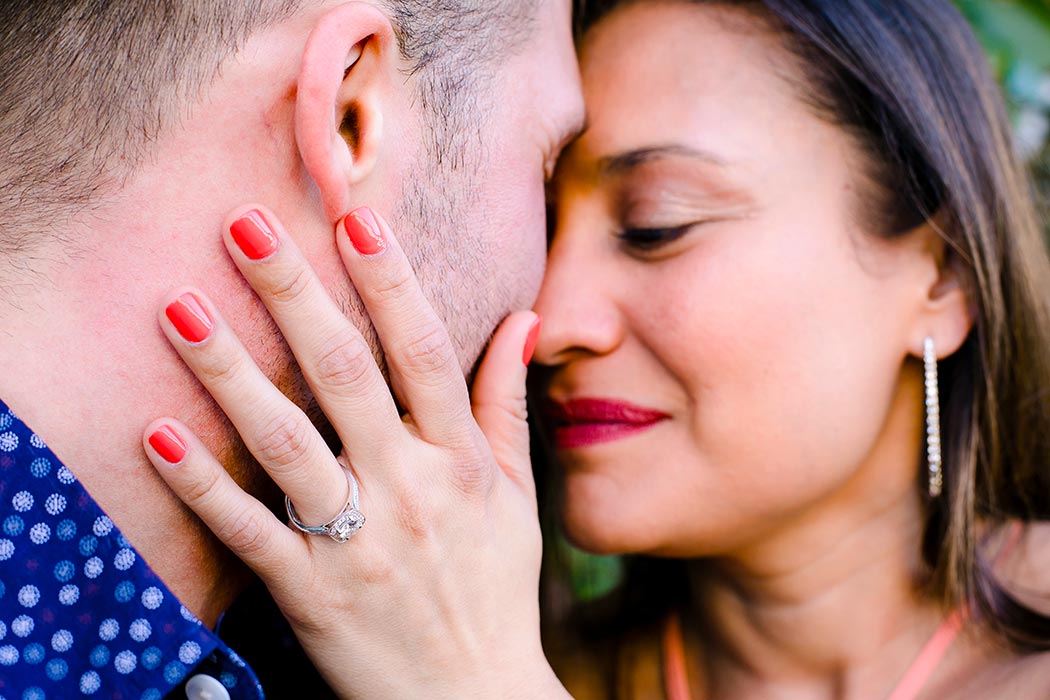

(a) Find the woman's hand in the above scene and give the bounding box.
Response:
[141,206,566,699]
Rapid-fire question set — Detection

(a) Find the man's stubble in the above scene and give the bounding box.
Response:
[219,109,512,510]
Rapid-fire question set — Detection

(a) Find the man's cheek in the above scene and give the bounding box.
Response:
[520,181,551,303]
[493,166,549,296]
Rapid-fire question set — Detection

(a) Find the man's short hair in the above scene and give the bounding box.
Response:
[0,0,535,251]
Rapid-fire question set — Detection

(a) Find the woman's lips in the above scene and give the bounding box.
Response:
[546,398,670,449]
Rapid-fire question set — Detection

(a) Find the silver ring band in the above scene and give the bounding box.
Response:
[285,469,365,543]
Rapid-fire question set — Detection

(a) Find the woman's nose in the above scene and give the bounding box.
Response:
[532,236,624,366]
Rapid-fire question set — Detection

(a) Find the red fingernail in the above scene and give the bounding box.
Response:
[230,210,279,260]
[523,316,543,366]
[166,293,213,343]
[343,207,386,256]
[149,425,187,464]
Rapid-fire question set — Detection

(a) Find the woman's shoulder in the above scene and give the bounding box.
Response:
[944,523,1050,696]
[941,645,1050,698]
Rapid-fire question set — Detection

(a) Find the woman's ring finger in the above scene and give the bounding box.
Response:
[285,468,366,543]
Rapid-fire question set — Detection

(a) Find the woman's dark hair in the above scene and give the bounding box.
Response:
[567,0,1050,651]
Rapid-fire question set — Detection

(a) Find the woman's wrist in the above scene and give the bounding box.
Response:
[431,645,569,700]
[467,659,571,700]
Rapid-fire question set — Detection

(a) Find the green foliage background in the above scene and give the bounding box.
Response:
[954,0,1050,220]
[559,2,1050,602]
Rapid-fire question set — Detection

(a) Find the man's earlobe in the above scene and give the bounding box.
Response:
[295,2,395,223]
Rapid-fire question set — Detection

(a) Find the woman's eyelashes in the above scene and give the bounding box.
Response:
[613,184,734,255]
[616,222,699,253]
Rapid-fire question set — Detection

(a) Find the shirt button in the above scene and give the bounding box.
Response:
[185,674,231,700]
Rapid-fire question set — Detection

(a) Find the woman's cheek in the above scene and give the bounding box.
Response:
[652,234,897,514]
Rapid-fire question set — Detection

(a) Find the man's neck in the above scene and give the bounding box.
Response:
[0,13,331,627]
[0,371,253,630]
[0,208,263,627]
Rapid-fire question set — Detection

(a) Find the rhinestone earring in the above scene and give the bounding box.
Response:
[924,337,943,498]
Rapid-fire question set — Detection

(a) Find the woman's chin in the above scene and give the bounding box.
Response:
[557,476,743,560]
[558,482,654,556]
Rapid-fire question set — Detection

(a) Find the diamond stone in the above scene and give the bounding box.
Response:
[328,509,365,543]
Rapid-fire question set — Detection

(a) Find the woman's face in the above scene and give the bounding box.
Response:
[535,2,939,558]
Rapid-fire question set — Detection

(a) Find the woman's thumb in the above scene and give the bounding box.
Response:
[471,311,541,499]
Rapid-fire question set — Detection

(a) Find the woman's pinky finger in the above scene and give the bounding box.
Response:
[143,419,305,583]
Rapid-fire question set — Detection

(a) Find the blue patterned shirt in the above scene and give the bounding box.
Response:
[0,400,265,699]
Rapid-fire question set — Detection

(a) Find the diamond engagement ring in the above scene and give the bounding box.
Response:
[285,469,365,543]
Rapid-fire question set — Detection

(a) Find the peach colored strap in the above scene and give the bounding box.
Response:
[662,614,692,700]
[993,520,1025,568]
[663,610,964,700]
[884,609,964,700]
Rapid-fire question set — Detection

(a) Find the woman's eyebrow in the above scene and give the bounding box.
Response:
[598,144,729,176]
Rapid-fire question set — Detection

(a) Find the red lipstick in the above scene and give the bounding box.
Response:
[547,398,670,449]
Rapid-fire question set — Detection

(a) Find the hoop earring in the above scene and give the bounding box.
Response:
[924,337,943,498]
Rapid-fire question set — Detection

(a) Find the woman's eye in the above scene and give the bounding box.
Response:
[616,224,694,252]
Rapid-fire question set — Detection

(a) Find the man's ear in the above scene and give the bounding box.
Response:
[908,217,975,360]
[296,2,395,223]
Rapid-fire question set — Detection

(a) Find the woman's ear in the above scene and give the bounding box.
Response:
[295,2,395,223]
[908,218,975,360]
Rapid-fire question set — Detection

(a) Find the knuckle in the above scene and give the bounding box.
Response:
[216,507,272,557]
[400,324,457,381]
[250,411,311,475]
[422,417,480,454]
[266,266,312,306]
[313,333,375,391]
[354,552,396,586]
[502,395,530,424]
[447,454,494,499]
[367,265,417,307]
[393,484,436,542]
[193,347,243,390]
[180,466,226,511]
[474,398,529,434]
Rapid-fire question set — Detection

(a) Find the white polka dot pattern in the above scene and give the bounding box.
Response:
[129,619,151,642]
[0,431,19,452]
[58,584,79,606]
[12,491,33,512]
[180,641,202,665]
[29,522,50,544]
[12,615,34,637]
[51,630,73,652]
[45,494,66,516]
[0,644,19,664]
[79,671,101,694]
[18,585,41,607]
[114,650,137,674]
[141,587,163,610]
[113,548,135,571]
[0,403,265,698]
[98,619,119,642]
